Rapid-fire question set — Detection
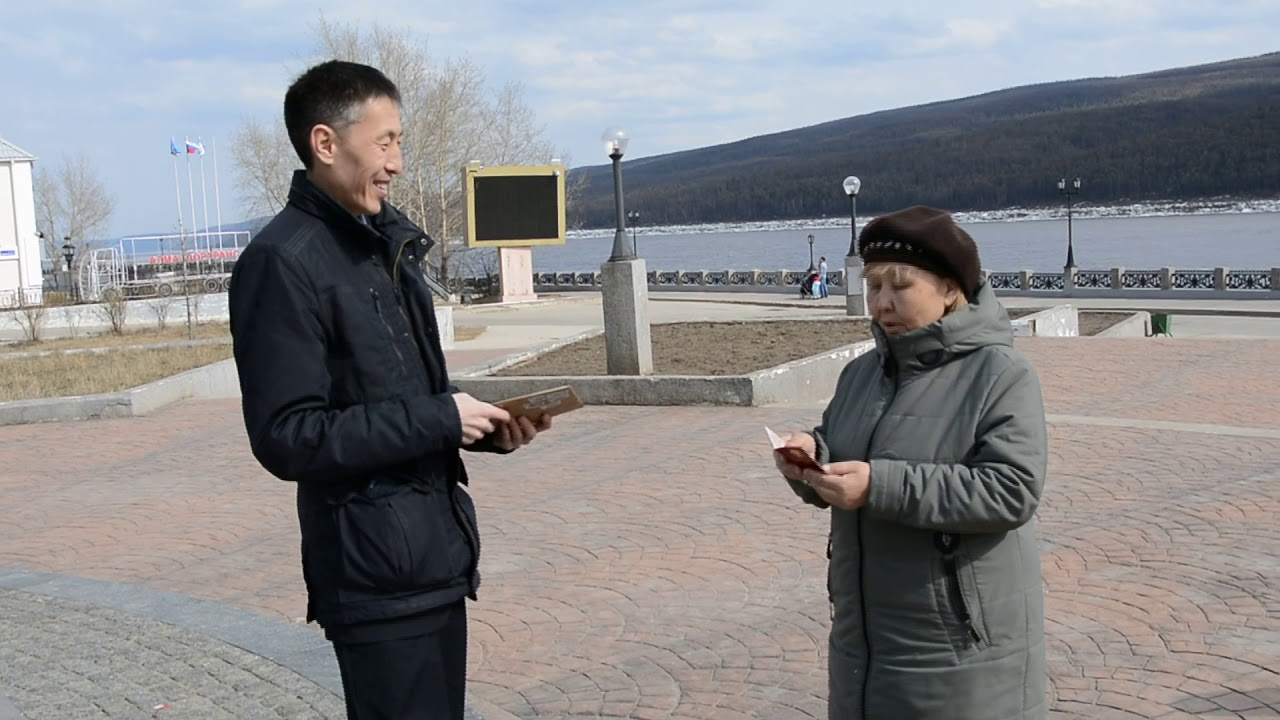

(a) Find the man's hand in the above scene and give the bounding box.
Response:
[802,461,872,511]
[452,393,512,445]
[773,431,818,482]
[492,413,553,452]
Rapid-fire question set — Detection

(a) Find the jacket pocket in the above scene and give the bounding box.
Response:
[333,484,472,596]
[936,533,987,650]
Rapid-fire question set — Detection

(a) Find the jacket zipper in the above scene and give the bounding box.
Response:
[390,239,428,361]
[390,237,482,595]
[858,368,898,714]
[369,288,407,370]
[938,533,984,645]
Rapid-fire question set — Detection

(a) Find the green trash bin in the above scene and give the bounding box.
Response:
[1150,313,1172,336]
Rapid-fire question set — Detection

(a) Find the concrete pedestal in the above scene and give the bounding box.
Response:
[844,255,868,316]
[600,258,653,375]
[498,247,537,303]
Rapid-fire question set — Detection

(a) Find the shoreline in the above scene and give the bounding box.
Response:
[566,198,1280,238]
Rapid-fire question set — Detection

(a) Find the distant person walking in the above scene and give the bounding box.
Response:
[818,256,829,298]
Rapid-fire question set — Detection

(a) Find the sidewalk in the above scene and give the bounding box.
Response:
[1,298,1278,718]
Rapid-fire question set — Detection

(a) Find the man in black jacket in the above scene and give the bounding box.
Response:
[229,60,549,720]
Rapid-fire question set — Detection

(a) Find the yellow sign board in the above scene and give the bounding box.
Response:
[464,162,567,247]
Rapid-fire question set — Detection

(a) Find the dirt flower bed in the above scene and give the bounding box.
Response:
[496,320,874,376]
[1078,311,1133,336]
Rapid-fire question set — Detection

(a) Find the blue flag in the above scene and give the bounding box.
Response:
[169,138,180,155]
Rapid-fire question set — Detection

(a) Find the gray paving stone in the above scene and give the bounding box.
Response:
[0,590,346,719]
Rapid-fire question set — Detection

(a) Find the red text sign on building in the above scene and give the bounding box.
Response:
[147,249,242,265]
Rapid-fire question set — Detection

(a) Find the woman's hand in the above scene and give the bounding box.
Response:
[802,461,872,510]
[773,432,818,482]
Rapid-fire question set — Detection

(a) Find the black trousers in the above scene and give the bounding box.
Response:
[332,602,468,720]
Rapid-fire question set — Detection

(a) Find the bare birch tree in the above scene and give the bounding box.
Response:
[229,117,293,221]
[487,81,553,165]
[33,153,115,287]
[232,18,558,291]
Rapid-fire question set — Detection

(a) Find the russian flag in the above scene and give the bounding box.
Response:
[185,139,205,155]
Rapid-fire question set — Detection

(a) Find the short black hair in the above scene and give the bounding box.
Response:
[283,60,401,169]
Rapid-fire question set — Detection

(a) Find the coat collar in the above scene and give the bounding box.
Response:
[286,170,435,260]
[873,282,1014,377]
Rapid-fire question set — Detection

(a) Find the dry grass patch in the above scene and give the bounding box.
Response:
[454,325,486,342]
[0,345,234,402]
[0,322,231,355]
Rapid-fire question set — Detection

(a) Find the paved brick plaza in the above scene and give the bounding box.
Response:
[1,338,1278,719]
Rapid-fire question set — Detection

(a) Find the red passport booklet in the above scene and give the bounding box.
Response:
[765,426,824,472]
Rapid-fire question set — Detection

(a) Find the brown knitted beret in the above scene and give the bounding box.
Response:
[858,206,982,299]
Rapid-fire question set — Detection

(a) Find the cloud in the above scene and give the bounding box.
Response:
[1,0,1277,235]
[911,17,1016,53]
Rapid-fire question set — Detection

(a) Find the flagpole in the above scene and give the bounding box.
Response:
[198,137,212,252]
[171,143,186,245]
[212,136,224,238]
[183,139,197,339]
[171,145,188,316]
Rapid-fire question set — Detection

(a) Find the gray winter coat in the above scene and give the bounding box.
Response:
[790,282,1048,719]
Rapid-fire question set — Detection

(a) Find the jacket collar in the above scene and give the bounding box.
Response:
[286,170,435,260]
[873,282,1014,377]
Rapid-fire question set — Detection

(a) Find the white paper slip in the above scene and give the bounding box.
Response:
[765,426,787,449]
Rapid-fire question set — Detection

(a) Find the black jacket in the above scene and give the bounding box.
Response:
[230,170,493,626]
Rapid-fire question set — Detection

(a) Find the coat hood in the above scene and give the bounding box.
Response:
[874,281,1014,377]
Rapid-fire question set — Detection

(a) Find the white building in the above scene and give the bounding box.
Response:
[0,137,42,307]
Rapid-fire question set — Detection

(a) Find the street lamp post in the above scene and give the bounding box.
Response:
[841,176,867,316]
[626,209,640,256]
[61,236,76,303]
[606,128,635,261]
[599,127,653,375]
[806,233,815,273]
[1058,177,1081,275]
[36,230,48,289]
[843,176,861,256]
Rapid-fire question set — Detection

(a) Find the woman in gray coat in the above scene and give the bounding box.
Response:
[775,206,1049,719]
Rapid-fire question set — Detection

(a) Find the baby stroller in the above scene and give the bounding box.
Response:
[800,271,820,299]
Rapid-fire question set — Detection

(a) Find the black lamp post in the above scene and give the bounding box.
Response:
[842,176,861,256]
[807,233,816,272]
[1057,176,1081,271]
[626,209,640,256]
[603,127,634,262]
[61,236,76,302]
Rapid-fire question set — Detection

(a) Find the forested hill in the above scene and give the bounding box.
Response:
[567,52,1280,228]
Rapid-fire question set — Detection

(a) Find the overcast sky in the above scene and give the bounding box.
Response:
[1,0,1276,237]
